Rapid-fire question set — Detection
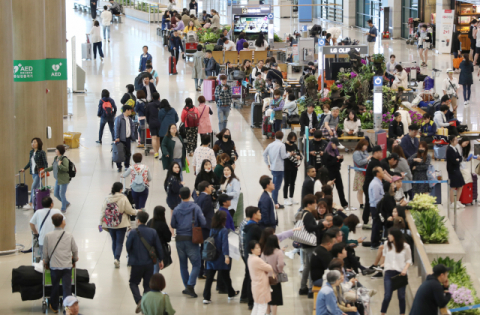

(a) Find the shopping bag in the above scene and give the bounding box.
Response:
[228,232,241,261]
[453,57,463,69]
[184,157,190,173]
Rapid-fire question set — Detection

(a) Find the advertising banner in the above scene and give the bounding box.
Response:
[436,10,454,54]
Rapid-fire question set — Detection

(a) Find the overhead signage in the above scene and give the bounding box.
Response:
[233,6,271,15]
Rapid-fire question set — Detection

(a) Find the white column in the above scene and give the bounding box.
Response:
[342,0,356,27]
[389,0,402,38]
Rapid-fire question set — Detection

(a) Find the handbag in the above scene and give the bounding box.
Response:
[290,212,317,246]
[391,274,408,291]
[269,276,278,286]
[191,210,204,244]
[161,242,172,268]
[287,114,300,125]
[45,231,65,270]
[277,272,288,283]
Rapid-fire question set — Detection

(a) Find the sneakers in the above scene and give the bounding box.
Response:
[337,143,345,150]
[154,153,159,159]
[299,288,309,295]
[298,265,304,273]
[228,291,240,299]
[114,259,120,268]
[292,198,299,205]
[182,285,198,298]
[203,300,212,304]
[284,199,293,206]
[371,271,383,279]
[456,201,465,208]
[285,251,295,260]
[361,268,375,276]
[362,224,372,230]
[96,140,102,144]
[23,204,33,210]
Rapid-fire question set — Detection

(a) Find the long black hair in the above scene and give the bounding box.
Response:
[161,99,172,111]
[220,164,238,185]
[164,162,182,190]
[255,33,265,48]
[216,128,232,141]
[111,182,123,195]
[346,109,358,122]
[387,227,405,253]
[211,211,227,229]
[263,235,280,256]
[316,166,330,186]
[197,159,216,183]
[458,138,471,159]
[150,206,167,228]
[184,97,194,109]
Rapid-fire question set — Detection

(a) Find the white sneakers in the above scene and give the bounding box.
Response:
[203,300,212,304]
[23,204,32,210]
[464,101,469,106]
[285,251,295,260]
[450,202,465,209]
[284,198,298,206]
[338,143,345,150]
[114,259,120,268]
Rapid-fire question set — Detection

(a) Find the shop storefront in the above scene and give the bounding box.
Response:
[455,2,480,52]
[356,0,381,28]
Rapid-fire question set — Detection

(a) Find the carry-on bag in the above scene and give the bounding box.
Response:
[460,182,473,205]
[112,142,125,164]
[290,212,317,246]
[16,172,29,208]
[433,144,447,160]
[81,35,92,60]
[203,78,216,102]
[169,56,177,75]
[34,176,50,211]
[262,116,274,139]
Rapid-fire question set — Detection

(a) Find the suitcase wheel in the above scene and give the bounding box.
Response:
[42,301,47,313]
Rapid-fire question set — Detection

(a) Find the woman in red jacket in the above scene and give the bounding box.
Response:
[180,97,200,156]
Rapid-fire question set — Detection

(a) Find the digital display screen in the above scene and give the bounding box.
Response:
[233,15,268,34]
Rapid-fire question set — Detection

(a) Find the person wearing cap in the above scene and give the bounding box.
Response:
[368,166,385,249]
[196,181,215,279]
[399,124,420,159]
[218,193,235,231]
[300,103,318,136]
[258,175,278,230]
[409,264,451,315]
[63,296,81,315]
[171,186,207,298]
[443,68,459,110]
[434,103,459,136]
[388,112,404,141]
[323,138,349,208]
[266,63,284,86]
[263,131,292,208]
[407,141,432,195]
[420,113,437,143]
[362,145,385,226]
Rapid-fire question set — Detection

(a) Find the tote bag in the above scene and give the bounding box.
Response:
[290,212,317,246]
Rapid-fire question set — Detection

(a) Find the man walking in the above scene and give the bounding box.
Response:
[368,166,384,249]
[138,46,153,72]
[258,175,277,230]
[100,6,112,42]
[126,211,164,306]
[29,197,64,259]
[171,187,206,298]
[366,19,377,54]
[214,75,232,131]
[195,181,215,279]
[362,145,383,226]
[43,214,78,314]
[263,131,292,208]
[114,105,136,172]
[90,0,97,21]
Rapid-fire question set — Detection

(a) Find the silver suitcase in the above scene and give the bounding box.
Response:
[82,42,92,60]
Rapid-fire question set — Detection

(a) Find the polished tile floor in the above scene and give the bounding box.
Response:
[5,2,480,314]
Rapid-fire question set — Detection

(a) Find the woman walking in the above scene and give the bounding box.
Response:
[284,132,302,206]
[147,206,172,274]
[248,240,274,315]
[407,141,431,195]
[447,135,466,208]
[196,96,213,136]
[192,134,216,175]
[381,228,412,315]
[180,98,200,156]
[219,165,241,217]
[89,20,104,61]
[192,46,206,91]
[161,124,186,177]
[99,182,137,268]
[20,138,48,209]
[122,153,152,210]
[323,138,348,208]
[41,145,70,212]
[352,139,370,209]
[261,235,285,315]
[164,161,184,234]
[459,54,474,106]
[202,211,239,304]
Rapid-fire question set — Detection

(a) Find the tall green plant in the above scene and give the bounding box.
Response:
[412,209,449,244]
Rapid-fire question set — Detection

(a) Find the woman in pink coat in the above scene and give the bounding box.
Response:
[197,95,213,136]
[247,240,274,315]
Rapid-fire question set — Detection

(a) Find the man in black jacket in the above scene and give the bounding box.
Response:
[362,146,383,226]
[241,206,263,310]
[144,92,161,157]
[309,130,328,169]
[90,0,97,20]
[380,153,401,178]
[196,181,214,279]
[300,103,318,136]
[301,166,316,201]
[310,229,335,287]
[410,264,451,315]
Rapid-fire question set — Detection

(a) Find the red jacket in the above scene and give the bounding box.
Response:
[181,106,200,128]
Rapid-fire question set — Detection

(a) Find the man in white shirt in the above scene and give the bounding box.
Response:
[29,197,64,258]
[223,38,235,51]
[100,6,113,42]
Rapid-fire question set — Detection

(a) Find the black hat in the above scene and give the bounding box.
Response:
[433,264,451,276]
[372,145,382,153]
[218,194,234,204]
[409,124,419,131]
[330,138,339,145]
[394,112,401,117]
[388,153,399,160]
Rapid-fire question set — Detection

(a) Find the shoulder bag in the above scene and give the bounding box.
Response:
[277,272,288,283]
[289,212,317,246]
[39,209,52,233]
[191,210,204,244]
[136,228,158,264]
[45,231,65,270]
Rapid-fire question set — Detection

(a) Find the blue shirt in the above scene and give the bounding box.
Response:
[368,25,377,42]
[316,283,343,315]
[368,177,384,208]
[218,207,235,231]
[263,140,291,172]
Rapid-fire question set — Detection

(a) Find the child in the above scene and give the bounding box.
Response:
[271,89,285,131]
[420,113,437,143]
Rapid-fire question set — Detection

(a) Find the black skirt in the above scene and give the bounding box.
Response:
[449,168,465,188]
[268,283,283,306]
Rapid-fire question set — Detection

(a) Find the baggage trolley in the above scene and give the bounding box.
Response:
[42,267,76,313]
[184,31,198,61]
[228,80,244,109]
[144,127,153,156]
[398,61,419,87]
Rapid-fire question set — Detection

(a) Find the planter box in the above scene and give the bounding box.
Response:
[124,7,163,23]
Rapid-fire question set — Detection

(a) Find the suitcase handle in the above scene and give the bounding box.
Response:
[17,172,26,185]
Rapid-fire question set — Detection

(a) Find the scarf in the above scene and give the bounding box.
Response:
[325,142,339,157]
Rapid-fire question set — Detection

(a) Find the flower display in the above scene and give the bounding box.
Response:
[408,110,423,125]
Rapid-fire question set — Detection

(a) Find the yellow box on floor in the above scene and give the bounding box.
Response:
[64,132,81,148]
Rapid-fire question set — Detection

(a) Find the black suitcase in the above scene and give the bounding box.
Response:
[16,172,29,208]
[250,102,263,128]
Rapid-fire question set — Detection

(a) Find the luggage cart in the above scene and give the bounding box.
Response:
[228,80,244,109]
[144,127,153,156]
[42,267,76,313]
[398,61,419,88]
[184,31,198,61]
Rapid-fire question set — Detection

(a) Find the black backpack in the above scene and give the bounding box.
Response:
[201,231,219,261]
[62,157,77,180]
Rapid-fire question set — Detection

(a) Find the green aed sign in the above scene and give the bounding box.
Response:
[13,58,67,82]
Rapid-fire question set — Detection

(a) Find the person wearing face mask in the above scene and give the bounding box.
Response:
[407,141,431,196]
[417,24,432,67]
[194,159,219,193]
[213,129,238,164]
[192,134,216,175]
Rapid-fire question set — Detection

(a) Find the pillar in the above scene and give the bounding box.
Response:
[46,0,67,149]
[12,0,47,186]
[343,0,356,27]
[388,0,402,38]
[0,0,17,251]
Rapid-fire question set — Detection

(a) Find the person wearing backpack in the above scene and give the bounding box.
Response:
[120,84,137,106]
[99,182,138,268]
[41,145,71,213]
[180,98,200,156]
[122,153,152,210]
[145,92,162,158]
[96,89,117,144]
[202,210,239,304]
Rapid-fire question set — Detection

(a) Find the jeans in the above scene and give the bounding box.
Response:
[194,78,204,90]
[283,168,297,199]
[217,106,231,131]
[370,207,382,247]
[203,269,236,300]
[240,256,254,307]
[108,227,127,260]
[271,170,284,205]
[99,118,114,142]
[274,119,282,132]
[176,240,201,288]
[312,278,323,287]
[53,181,69,211]
[132,188,149,209]
[116,138,132,170]
[93,42,104,59]
[50,268,72,310]
[161,21,170,30]
[103,25,110,39]
[129,264,154,304]
[381,270,406,314]
[30,174,41,203]
[173,158,183,181]
[300,247,315,290]
[462,84,472,101]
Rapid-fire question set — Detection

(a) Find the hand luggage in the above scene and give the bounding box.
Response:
[434,144,447,160]
[460,182,473,205]
[403,66,420,81]
[112,142,125,164]
[169,56,177,75]
[424,76,434,90]
[16,172,29,208]
[34,176,50,211]
[429,183,442,204]
[81,43,92,60]
[472,173,478,202]
[203,79,216,102]
[262,115,274,139]
[163,34,169,46]
[250,102,263,128]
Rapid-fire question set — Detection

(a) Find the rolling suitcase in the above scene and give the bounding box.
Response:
[34,176,50,211]
[250,102,263,128]
[169,56,177,75]
[262,116,274,139]
[82,35,92,60]
[163,34,169,46]
[203,79,216,102]
[460,182,473,205]
[16,172,29,208]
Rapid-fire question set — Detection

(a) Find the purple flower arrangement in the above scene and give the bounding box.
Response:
[351,72,357,78]
[408,110,423,125]
[361,59,367,65]
[449,284,475,306]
